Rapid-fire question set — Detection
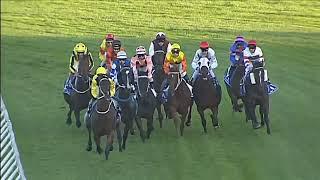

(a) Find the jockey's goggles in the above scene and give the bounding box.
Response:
[114,47,120,51]
[106,40,113,44]
[172,49,180,54]
[137,54,145,58]
[201,48,209,52]
[159,38,165,42]
[248,45,256,49]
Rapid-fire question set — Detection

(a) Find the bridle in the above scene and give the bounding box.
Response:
[96,78,113,114]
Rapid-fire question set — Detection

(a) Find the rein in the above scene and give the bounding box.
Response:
[96,78,113,114]
[168,72,182,91]
[72,75,91,94]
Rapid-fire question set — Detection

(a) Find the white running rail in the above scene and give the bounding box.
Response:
[1,97,26,180]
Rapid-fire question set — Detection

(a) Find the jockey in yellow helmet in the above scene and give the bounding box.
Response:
[86,66,118,119]
[64,43,94,95]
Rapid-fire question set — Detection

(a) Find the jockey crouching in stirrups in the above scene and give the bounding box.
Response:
[85,67,120,121]
[64,43,94,95]
[191,41,221,98]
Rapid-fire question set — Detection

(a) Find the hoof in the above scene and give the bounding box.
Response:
[66,119,72,126]
[110,145,113,151]
[213,125,220,129]
[130,129,135,135]
[86,145,92,151]
[97,147,102,154]
[121,144,126,150]
[76,121,81,128]
[253,123,261,129]
[185,121,191,127]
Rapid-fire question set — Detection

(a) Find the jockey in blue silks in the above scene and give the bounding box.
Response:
[227,36,248,79]
[110,50,131,85]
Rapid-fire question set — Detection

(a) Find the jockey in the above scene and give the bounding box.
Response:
[191,41,218,85]
[163,43,189,81]
[243,40,264,77]
[99,33,114,62]
[227,36,247,78]
[148,32,172,58]
[131,46,154,88]
[87,67,118,118]
[110,50,131,85]
[64,42,94,95]
[101,39,122,70]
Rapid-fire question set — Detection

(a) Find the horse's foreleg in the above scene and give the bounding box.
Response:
[146,117,155,139]
[198,107,207,133]
[156,104,163,128]
[122,124,130,150]
[116,122,123,152]
[259,105,265,126]
[74,110,81,128]
[94,134,102,154]
[105,133,114,160]
[248,104,261,129]
[180,113,187,136]
[134,117,146,142]
[263,102,271,135]
[211,107,220,128]
[185,100,193,126]
[172,112,180,137]
[66,104,73,125]
[86,122,92,151]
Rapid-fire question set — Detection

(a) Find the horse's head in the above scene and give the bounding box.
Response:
[136,70,150,98]
[198,57,210,79]
[74,53,91,93]
[230,64,245,96]
[248,60,267,93]
[152,50,165,67]
[167,64,181,96]
[77,53,90,78]
[98,76,111,98]
[118,67,134,89]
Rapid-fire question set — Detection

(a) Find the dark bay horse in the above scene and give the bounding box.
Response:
[85,77,121,160]
[136,70,157,139]
[64,54,92,128]
[152,50,166,128]
[244,61,271,134]
[166,64,193,136]
[114,67,143,149]
[192,58,221,133]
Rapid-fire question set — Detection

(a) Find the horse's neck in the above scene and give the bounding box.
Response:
[75,76,89,90]
[118,87,131,98]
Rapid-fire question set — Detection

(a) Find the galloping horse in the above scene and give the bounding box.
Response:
[166,64,193,136]
[136,70,157,139]
[244,60,271,134]
[64,54,92,128]
[152,50,166,128]
[192,58,221,133]
[114,67,143,149]
[85,77,121,160]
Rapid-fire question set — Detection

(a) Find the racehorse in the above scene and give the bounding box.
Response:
[136,70,157,139]
[64,53,92,128]
[166,64,193,136]
[244,60,271,134]
[152,50,166,128]
[192,58,221,133]
[85,77,122,160]
[114,67,144,149]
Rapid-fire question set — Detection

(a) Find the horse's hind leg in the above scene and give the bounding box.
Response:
[198,107,207,133]
[185,100,193,126]
[248,105,261,129]
[263,102,271,135]
[116,122,123,152]
[180,113,187,136]
[135,117,146,142]
[172,112,180,137]
[211,107,220,128]
[105,133,114,160]
[74,110,81,128]
[94,134,102,154]
[146,117,155,139]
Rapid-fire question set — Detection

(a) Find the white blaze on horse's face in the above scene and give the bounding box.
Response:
[125,70,129,75]
[199,57,210,69]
